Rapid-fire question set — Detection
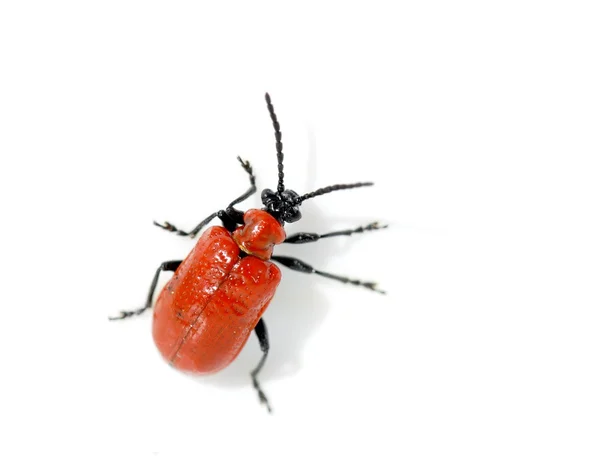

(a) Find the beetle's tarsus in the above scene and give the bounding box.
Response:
[108,307,147,321]
[253,377,272,413]
[365,282,386,294]
[236,156,253,175]
[154,220,196,237]
[366,221,388,230]
[154,220,176,232]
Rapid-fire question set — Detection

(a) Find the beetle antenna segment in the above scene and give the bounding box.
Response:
[294,182,374,204]
[265,93,285,194]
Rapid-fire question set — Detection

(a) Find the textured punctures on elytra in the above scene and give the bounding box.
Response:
[154,226,282,373]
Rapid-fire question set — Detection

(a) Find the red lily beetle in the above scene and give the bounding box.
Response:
[111,94,386,412]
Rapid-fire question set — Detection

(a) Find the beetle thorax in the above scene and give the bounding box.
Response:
[232,209,286,260]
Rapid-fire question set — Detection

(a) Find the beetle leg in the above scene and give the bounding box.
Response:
[227,156,256,207]
[284,221,388,244]
[154,212,218,238]
[109,260,182,320]
[271,255,385,294]
[251,318,272,413]
[154,157,256,238]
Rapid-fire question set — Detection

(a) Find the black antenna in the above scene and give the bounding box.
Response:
[294,182,373,204]
[265,93,285,194]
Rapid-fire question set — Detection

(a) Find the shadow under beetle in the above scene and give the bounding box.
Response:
[111,93,386,412]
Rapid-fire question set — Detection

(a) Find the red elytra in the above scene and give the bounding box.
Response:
[152,209,284,373]
[113,93,385,412]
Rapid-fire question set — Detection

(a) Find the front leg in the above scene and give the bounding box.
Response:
[154,157,256,237]
[284,222,387,244]
[154,212,219,238]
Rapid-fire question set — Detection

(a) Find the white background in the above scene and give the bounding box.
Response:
[1,1,599,467]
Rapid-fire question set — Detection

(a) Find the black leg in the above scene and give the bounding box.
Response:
[153,212,219,238]
[154,157,256,238]
[227,157,256,207]
[251,318,272,413]
[284,221,387,244]
[109,260,182,320]
[271,255,385,294]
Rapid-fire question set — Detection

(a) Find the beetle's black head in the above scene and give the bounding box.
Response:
[261,188,301,223]
[262,93,374,225]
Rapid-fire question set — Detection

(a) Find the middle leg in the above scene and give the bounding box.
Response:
[251,318,272,413]
[271,255,385,294]
[110,259,182,320]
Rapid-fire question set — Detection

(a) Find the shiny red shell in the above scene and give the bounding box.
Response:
[152,209,286,373]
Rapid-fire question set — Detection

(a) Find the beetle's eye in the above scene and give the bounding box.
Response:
[284,206,301,223]
[261,188,277,206]
[281,189,299,202]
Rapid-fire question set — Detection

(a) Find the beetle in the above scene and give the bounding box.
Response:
[111,93,386,412]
